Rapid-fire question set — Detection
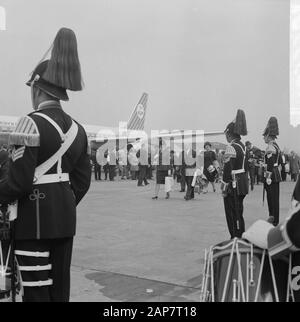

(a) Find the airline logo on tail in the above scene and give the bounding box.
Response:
[127,93,148,130]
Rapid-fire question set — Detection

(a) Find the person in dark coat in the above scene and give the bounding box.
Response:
[203,142,219,193]
[263,117,282,226]
[178,150,186,192]
[137,144,149,186]
[108,149,116,181]
[0,28,91,302]
[103,150,109,180]
[152,145,171,199]
[146,152,153,180]
[280,152,287,182]
[245,141,256,191]
[290,151,300,182]
[92,150,101,181]
[222,109,249,239]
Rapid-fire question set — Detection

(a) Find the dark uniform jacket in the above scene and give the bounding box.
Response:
[0,149,9,180]
[204,150,218,182]
[293,177,300,202]
[0,149,9,214]
[0,101,91,240]
[264,141,282,183]
[223,139,249,196]
[246,149,256,170]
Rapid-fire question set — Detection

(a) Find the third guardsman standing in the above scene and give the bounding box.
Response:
[222,109,249,239]
[263,117,282,226]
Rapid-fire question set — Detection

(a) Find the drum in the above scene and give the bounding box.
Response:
[0,240,12,300]
[200,238,288,302]
[286,252,300,302]
[0,208,18,301]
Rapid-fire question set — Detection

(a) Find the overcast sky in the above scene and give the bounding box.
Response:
[0,0,298,150]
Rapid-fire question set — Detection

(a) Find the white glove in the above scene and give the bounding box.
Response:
[266,178,272,185]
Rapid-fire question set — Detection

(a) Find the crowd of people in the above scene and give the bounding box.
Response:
[90,145,153,183]
[89,141,300,199]
[90,141,222,201]
[88,109,299,244]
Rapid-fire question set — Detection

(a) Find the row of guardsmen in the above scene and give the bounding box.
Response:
[221,110,282,239]
[149,108,283,240]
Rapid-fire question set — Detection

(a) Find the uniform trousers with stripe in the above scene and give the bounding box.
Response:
[223,194,245,239]
[265,182,280,226]
[15,237,73,302]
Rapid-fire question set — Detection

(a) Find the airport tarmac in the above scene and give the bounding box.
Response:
[70,177,295,302]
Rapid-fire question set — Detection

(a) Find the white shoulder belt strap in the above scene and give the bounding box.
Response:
[231,142,246,175]
[34,113,66,141]
[33,113,78,184]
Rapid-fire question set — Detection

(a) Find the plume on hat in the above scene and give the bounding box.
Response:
[42,28,83,91]
[263,117,279,137]
[233,109,247,136]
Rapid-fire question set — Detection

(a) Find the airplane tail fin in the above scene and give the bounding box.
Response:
[127,93,148,131]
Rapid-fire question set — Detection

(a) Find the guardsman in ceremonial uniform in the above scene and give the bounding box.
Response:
[245,141,256,191]
[222,109,249,239]
[0,28,91,302]
[263,117,282,226]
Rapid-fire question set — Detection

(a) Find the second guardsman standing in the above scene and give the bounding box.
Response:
[263,117,282,226]
[222,109,249,239]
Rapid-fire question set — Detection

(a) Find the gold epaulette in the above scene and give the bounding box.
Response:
[225,145,236,158]
[8,116,40,147]
[224,145,236,163]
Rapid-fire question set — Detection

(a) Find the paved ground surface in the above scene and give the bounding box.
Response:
[70,177,295,302]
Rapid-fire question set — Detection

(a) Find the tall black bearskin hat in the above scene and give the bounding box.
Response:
[26,27,83,101]
[263,117,279,138]
[225,109,247,136]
